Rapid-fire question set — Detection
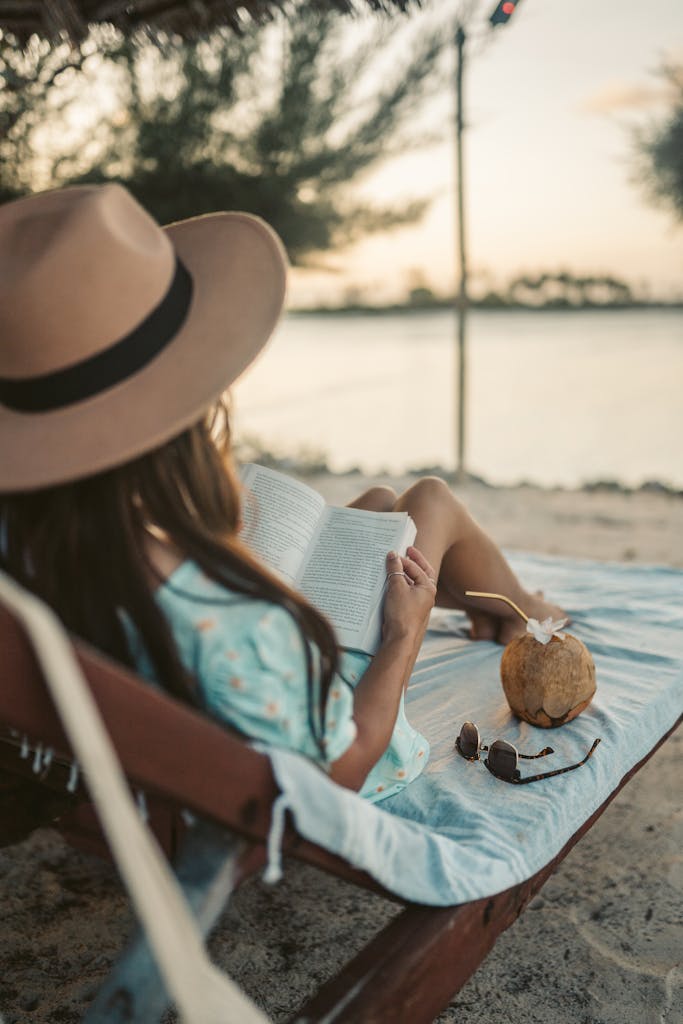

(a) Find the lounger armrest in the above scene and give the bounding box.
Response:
[0,605,279,844]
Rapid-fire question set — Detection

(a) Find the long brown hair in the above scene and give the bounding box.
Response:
[0,398,339,750]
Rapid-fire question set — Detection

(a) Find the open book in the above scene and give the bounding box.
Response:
[239,464,417,655]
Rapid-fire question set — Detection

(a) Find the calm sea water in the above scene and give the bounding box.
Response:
[231,308,683,489]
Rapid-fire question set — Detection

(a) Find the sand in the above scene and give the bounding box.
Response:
[0,475,681,1024]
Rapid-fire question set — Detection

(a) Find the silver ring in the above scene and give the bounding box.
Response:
[386,571,407,581]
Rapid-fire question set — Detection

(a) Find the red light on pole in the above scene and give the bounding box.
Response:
[490,0,520,26]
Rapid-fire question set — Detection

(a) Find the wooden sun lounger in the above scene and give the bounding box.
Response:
[0,579,680,1024]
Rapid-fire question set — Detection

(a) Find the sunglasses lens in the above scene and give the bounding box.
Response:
[458,722,480,758]
[488,740,518,778]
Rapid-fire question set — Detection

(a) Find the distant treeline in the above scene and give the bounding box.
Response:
[296,272,682,314]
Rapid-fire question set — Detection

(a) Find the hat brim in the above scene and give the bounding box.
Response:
[0,212,287,492]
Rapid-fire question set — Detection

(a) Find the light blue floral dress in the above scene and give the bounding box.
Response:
[127,560,429,803]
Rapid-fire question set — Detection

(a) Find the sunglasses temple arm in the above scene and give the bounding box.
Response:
[517,746,554,760]
[512,738,602,784]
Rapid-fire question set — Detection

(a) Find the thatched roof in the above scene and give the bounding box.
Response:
[0,0,416,44]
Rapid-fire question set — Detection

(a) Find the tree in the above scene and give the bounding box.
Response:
[0,13,444,264]
[0,36,88,202]
[635,64,683,223]
[507,272,633,308]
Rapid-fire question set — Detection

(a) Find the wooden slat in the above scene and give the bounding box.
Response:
[0,606,279,843]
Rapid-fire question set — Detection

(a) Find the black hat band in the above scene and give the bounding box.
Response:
[0,257,193,414]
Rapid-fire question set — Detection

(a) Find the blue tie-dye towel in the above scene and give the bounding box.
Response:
[264,552,683,906]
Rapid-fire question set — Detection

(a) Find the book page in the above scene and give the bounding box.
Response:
[240,464,325,586]
[298,507,416,652]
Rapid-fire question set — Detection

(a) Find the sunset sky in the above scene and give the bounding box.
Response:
[289,0,683,307]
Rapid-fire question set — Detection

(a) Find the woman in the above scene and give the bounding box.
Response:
[0,184,563,800]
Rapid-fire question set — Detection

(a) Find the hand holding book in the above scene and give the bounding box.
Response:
[382,546,438,648]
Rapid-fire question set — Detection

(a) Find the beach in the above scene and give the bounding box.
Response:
[0,474,681,1024]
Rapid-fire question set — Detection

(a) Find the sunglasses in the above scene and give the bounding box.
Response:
[455,721,601,784]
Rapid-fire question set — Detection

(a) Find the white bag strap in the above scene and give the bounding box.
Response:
[0,571,268,1024]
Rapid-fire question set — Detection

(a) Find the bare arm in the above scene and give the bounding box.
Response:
[329,546,436,791]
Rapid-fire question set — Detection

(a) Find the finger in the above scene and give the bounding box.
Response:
[406,546,438,583]
[401,554,432,587]
[386,551,409,583]
[403,553,437,589]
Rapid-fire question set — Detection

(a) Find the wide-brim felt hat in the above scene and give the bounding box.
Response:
[0,183,288,492]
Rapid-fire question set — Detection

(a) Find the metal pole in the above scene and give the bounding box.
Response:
[454,24,468,482]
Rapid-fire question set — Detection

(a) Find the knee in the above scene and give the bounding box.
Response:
[350,485,398,512]
[365,485,399,511]
[402,475,455,508]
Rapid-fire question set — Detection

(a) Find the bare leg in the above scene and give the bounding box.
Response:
[346,486,398,512]
[392,477,566,644]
